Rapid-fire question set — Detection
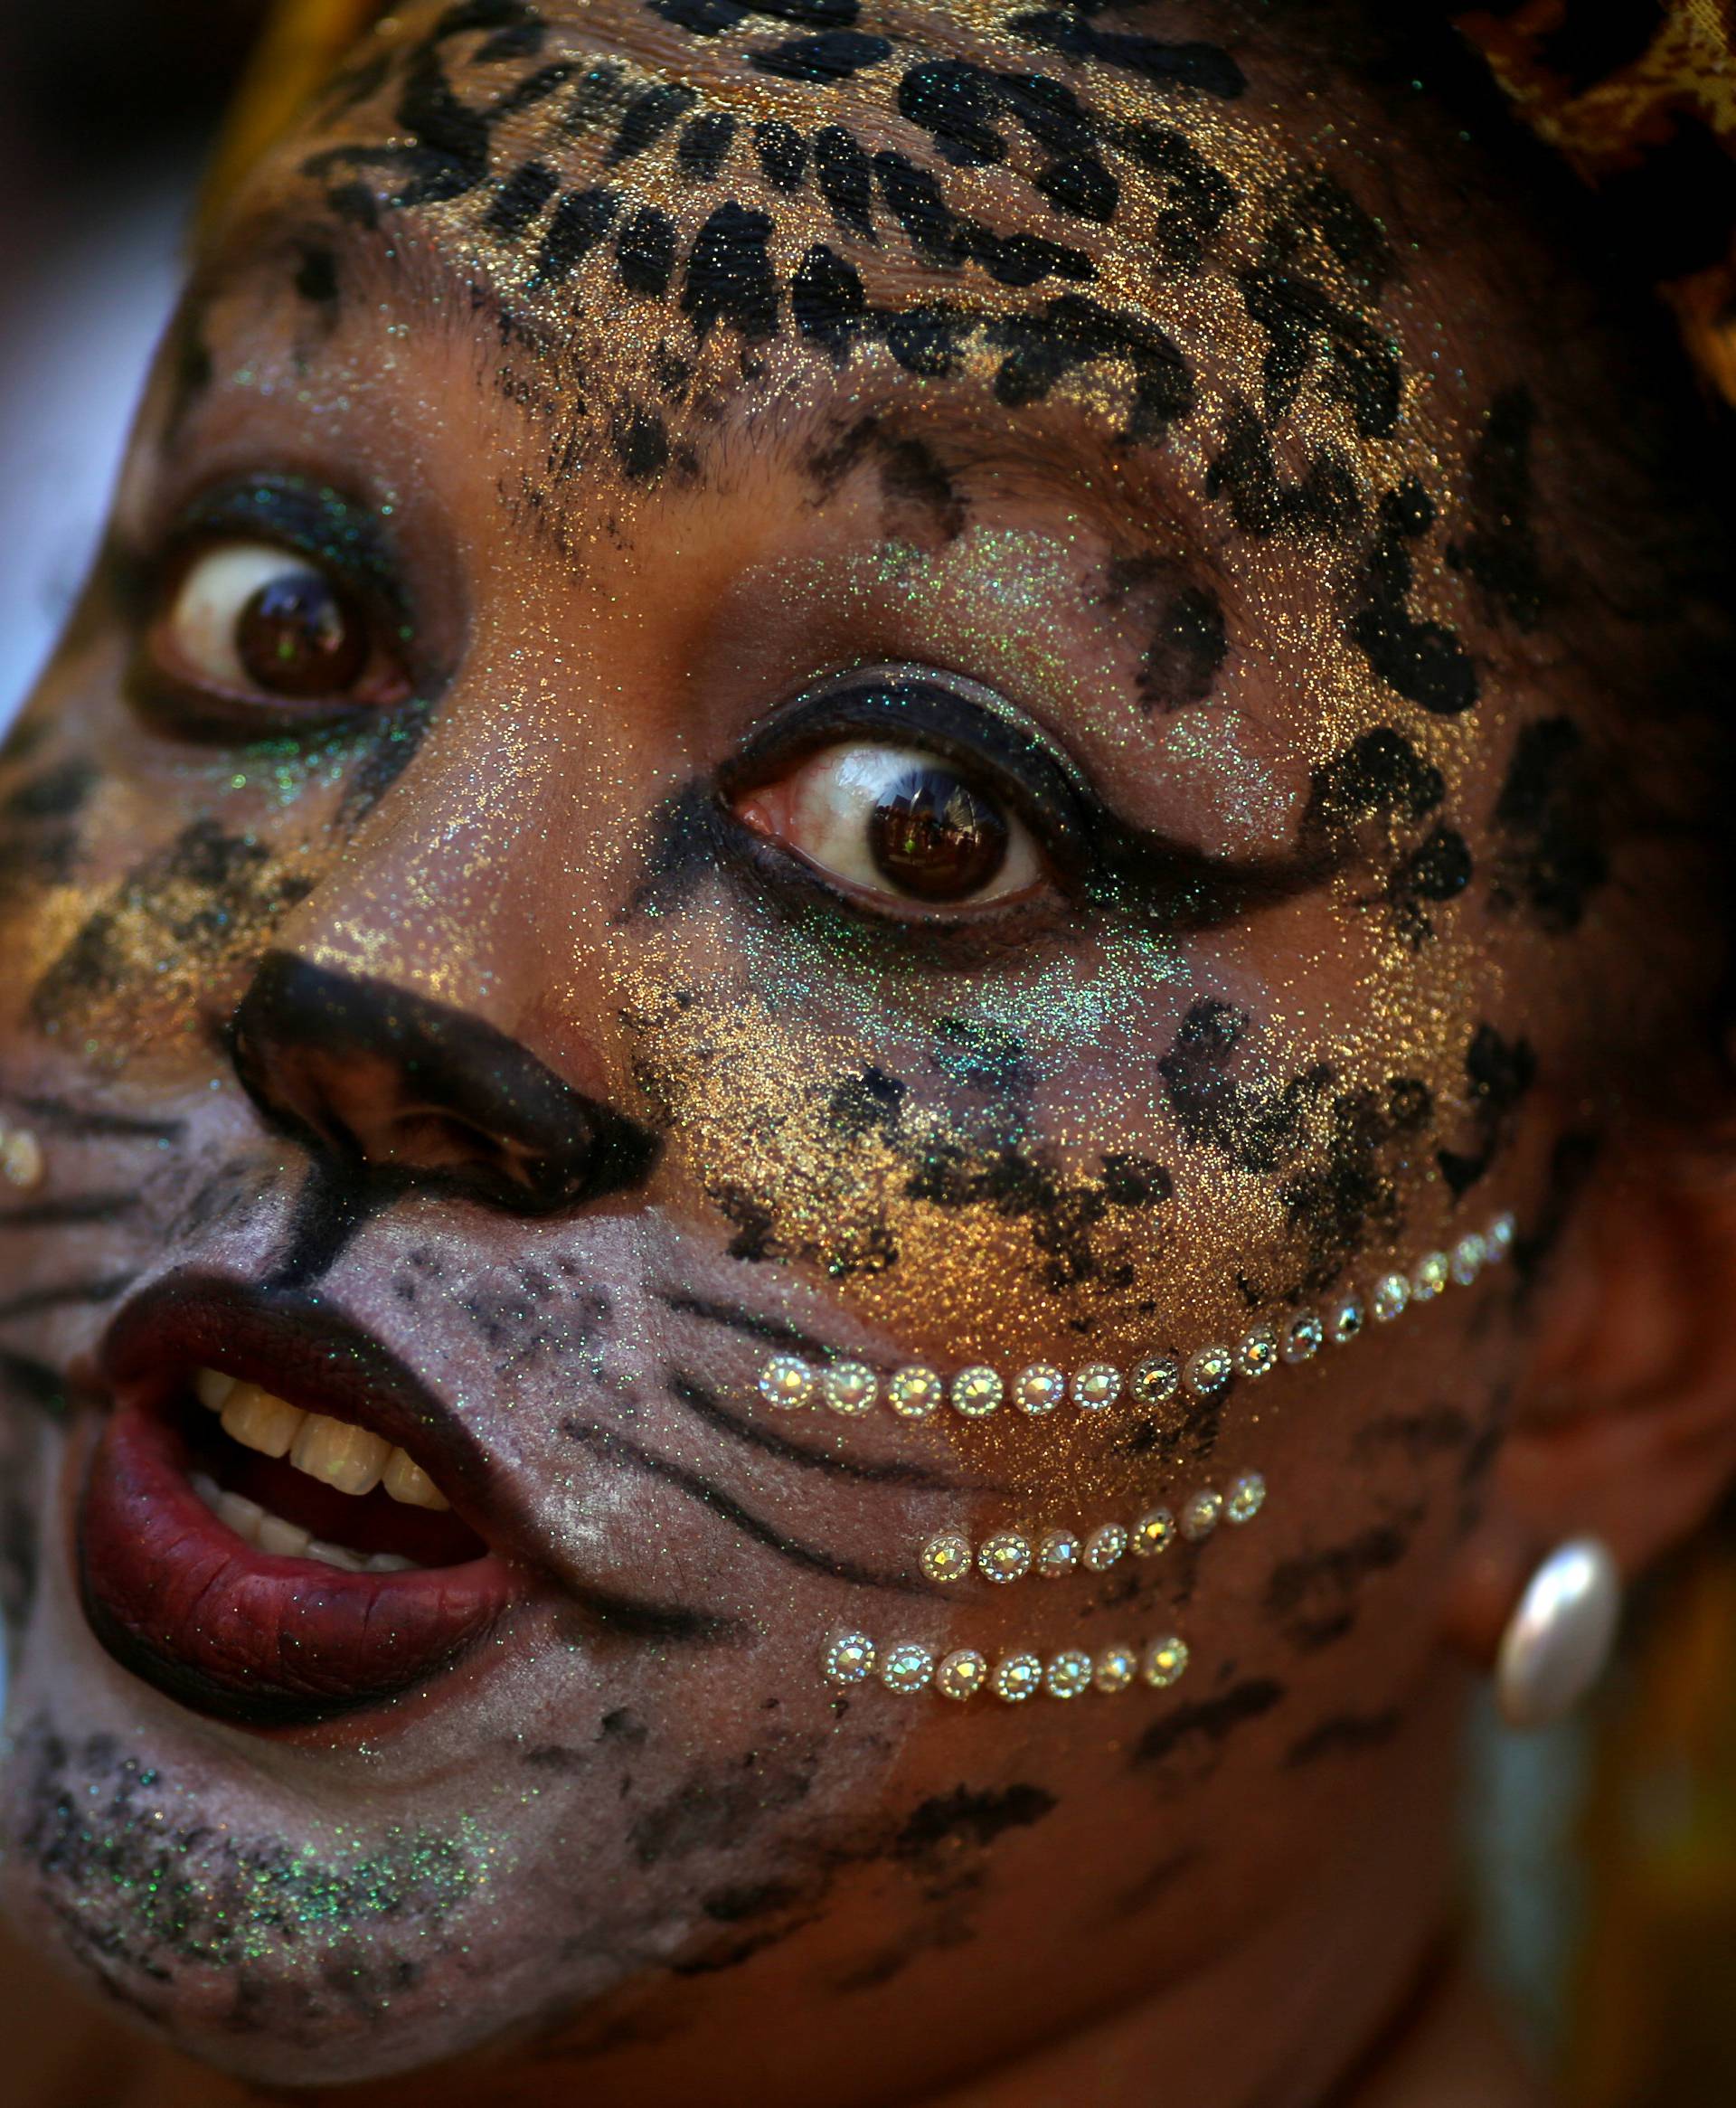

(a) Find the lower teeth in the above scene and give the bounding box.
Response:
[188,1470,418,1574]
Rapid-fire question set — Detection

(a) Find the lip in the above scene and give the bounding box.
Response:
[79,1273,524,1729]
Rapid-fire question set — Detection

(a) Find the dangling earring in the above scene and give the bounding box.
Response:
[1495,1536,1621,1730]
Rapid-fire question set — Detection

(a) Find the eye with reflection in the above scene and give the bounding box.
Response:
[137,489,414,733]
[728,668,1085,915]
[736,742,1047,907]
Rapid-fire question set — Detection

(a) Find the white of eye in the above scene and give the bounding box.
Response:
[772,741,1045,905]
[164,540,330,689]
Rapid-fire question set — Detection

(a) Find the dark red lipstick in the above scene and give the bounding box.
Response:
[80,1274,523,1729]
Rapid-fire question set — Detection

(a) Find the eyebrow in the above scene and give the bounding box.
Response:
[191,179,1216,558]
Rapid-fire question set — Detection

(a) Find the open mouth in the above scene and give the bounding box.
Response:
[78,1276,521,1730]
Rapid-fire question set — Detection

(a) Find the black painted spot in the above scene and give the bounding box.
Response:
[1350,478,1479,715]
[1284,1708,1402,1767]
[1266,173,1395,296]
[891,1782,1057,1861]
[1277,1074,1433,1295]
[1130,1678,1283,1772]
[681,201,779,341]
[1448,385,1545,630]
[1008,11,1245,97]
[1239,267,1399,438]
[677,109,737,183]
[612,406,670,480]
[609,82,701,165]
[1206,399,1360,541]
[1303,727,1443,840]
[532,184,620,286]
[1437,1022,1535,1197]
[751,30,893,81]
[792,241,867,355]
[1265,1523,1412,1650]
[485,157,559,240]
[813,124,878,236]
[1385,824,1472,948]
[1488,716,1607,933]
[754,118,807,189]
[1099,557,1226,712]
[1158,1001,1332,1176]
[628,1753,817,1867]
[617,204,678,294]
[1118,122,1236,269]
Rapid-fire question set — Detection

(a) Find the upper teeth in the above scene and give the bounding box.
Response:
[193,1369,451,1509]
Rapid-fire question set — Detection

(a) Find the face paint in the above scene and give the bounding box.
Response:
[0,0,1701,2094]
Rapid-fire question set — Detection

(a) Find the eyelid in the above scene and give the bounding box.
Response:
[163,475,407,619]
[721,666,1100,880]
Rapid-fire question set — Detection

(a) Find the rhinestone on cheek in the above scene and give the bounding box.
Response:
[952,1365,1004,1418]
[1045,1649,1093,1699]
[1282,1311,1324,1363]
[888,1366,944,1419]
[935,1649,987,1701]
[1083,1523,1128,1572]
[824,1631,876,1684]
[1236,1324,1278,1378]
[1410,1251,1449,1301]
[1,1128,44,1190]
[1131,1507,1175,1557]
[1327,1292,1364,1346]
[977,1530,1033,1584]
[1093,1646,1136,1694]
[1451,1234,1487,1286]
[1226,1472,1267,1524]
[760,1355,816,1410]
[1180,1489,1224,1542]
[1130,1356,1181,1408]
[1036,1528,1080,1578]
[1185,1344,1233,1396]
[920,1532,973,1584]
[1014,1363,1067,1415]
[1072,1363,1121,1411]
[1372,1271,1410,1323]
[1486,1212,1516,1261]
[881,1642,935,1694]
[823,1360,878,1415]
[992,1652,1043,1703]
[1141,1636,1190,1688]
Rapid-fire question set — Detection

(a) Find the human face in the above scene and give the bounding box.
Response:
[0,1,1674,2098]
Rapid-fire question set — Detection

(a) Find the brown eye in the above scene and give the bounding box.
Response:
[151,539,407,718]
[734,741,1044,910]
[234,569,367,696]
[868,764,1009,901]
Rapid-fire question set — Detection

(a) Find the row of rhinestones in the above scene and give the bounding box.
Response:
[920,1472,1265,1585]
[760,1212,1516,1422]
[825,1630,1191,1702]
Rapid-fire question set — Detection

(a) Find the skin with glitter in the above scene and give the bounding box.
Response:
[1,4,1734,2104]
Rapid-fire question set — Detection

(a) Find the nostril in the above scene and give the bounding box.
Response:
[229,950,662,1215]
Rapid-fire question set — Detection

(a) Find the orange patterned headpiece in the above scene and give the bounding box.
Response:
[207,0,1736,405]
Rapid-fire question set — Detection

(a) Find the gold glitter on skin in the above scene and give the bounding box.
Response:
[1,5,1715,2092]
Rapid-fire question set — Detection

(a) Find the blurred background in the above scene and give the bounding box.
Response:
[0,0,269,729]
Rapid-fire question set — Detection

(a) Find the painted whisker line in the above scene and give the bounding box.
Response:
[0,1194,141,1228]
[0,1274,138,1323]
[561,1419,928,1593]
[653,1287,841,1365]
[0,1349,65,1420]
[666,1371,967,1491]
[0,1092,184,1142]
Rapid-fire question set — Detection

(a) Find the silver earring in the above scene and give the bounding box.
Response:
[1495,1536,1620,1730]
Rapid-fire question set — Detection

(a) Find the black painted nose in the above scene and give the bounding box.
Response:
[230,952,660,1215]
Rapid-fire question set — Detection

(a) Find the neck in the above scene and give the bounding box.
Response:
[922,1676,1546,2108]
